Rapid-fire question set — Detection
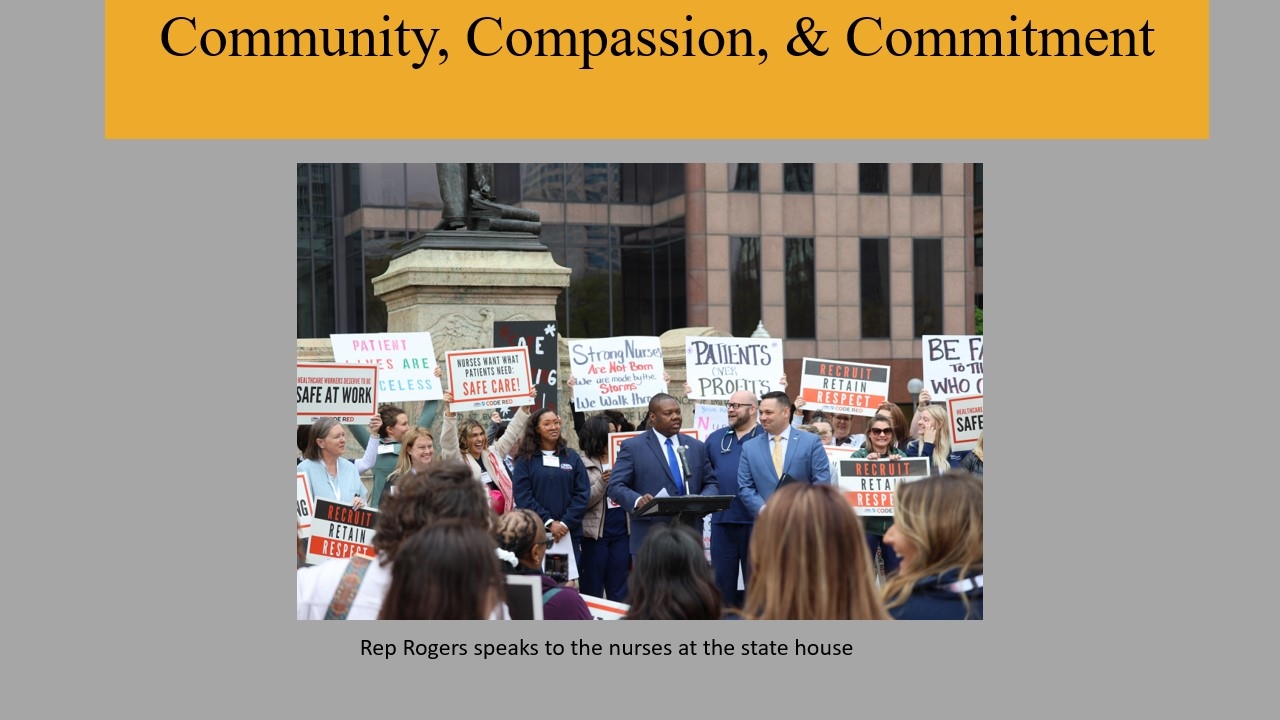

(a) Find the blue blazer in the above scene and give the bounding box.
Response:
[606,430,718,555]
[737,428,831,518]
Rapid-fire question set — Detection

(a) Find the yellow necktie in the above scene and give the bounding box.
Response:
[772,436,784,477]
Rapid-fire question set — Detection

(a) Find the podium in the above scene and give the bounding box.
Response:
[635,495,734,525]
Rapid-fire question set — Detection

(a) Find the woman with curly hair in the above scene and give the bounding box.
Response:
[624,523,722,620]
[493,509,592,620]
[882,471,983,620]
[511,408,590,570]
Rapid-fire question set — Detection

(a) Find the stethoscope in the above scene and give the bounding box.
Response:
[720,425,761,454]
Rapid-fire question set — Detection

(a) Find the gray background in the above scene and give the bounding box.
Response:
[4,2,1266,714]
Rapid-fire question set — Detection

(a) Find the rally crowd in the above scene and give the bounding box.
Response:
[297,372,984,621]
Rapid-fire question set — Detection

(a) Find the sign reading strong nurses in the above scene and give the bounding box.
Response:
[798,357,890,417]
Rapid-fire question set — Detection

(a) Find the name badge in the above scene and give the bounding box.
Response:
[542,454,561,468]
[377,443,398,455]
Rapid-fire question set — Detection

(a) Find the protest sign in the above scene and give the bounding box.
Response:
[798,357,890,417]
[445,346,532,412]
[567,336,666,410]
[824,444,860,467]
[694,403,729,439]
[607,429,700,467]
[297,471,314,539]
[922,335,984,400]
[494,321,559,416]
[836,457,932,516]
[947,395,984,451]
[579,594,630,620]
[330,332,442,402]
[685,336,785,400]
[305,499,378,565]
[297,363,378,424]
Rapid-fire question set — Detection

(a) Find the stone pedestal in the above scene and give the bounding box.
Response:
[373,245,570,347]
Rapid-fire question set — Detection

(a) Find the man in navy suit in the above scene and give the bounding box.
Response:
[607,393,718,557]
[738,391,831,518]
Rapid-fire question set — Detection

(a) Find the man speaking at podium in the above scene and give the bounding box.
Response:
[607,393,717,558]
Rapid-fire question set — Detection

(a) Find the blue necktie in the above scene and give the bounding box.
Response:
[666,438,685,495]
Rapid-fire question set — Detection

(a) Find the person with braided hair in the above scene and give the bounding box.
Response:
[492,509,592,620]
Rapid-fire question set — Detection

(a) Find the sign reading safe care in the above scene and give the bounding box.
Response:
[445,346,532,412]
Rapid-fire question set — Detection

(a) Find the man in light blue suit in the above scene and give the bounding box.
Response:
[738,391,831,518]
[607,393,718,557]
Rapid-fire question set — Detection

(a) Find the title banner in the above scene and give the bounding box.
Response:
[105,1,1208,139]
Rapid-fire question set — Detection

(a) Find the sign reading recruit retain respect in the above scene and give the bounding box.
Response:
[798,357,890,417]
[445,346,532,412]
[305,499,378,565]
[684,337,784,401]
[836,458,931,516]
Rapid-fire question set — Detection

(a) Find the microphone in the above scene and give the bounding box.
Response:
[674,443,691,480]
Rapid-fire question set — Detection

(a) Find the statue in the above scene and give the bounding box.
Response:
[435,163,540,235]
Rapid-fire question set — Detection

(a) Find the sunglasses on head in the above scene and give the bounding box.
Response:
[868,427,894,436]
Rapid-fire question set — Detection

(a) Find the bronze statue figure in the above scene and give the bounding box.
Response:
[435,163,540,235]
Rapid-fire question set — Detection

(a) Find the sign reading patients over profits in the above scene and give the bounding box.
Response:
[305,499,378,565]
[947,395,984,451]
[837,457,932,517]
[569,336,666,411]
[922,335,984,400]
[685,337,784,401]
[445,346,532,412]
[297,363,378,424]
[798,357,890,417]
[331,332,442,403]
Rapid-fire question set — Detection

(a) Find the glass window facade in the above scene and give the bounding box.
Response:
[298,163,336,338]
[785,237,815,338]
[729,163,759,191]
[731,236,762,337]
[784,164,814,193]
[913,163,942,194]
[860,238,890,338]
[913,238,944,336]
[859,163,889,194]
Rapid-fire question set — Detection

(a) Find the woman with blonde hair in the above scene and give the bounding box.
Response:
[904,405,970,474]
[959,431,984,477]
[383,426,436,500]
[744,483,890,620]
[882,471,983,620]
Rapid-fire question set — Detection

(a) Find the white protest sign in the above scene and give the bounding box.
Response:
[824,444,860,467]
[567,336,666,410]
[330,332,443,402]
[798,357,891,417]
[579,594,630,620]
[297,471,314,539]
[607,429,700,467]
[947,395,984,451]
[836,457,931,516]
[694,403,729,438]
[684,336,785,400]
[296,363,378,424]
[445,346,532,412]
[304,499,378,565]
[922,335,984,400]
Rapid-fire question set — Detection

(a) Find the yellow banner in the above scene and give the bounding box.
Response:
[105,1,1208,139]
